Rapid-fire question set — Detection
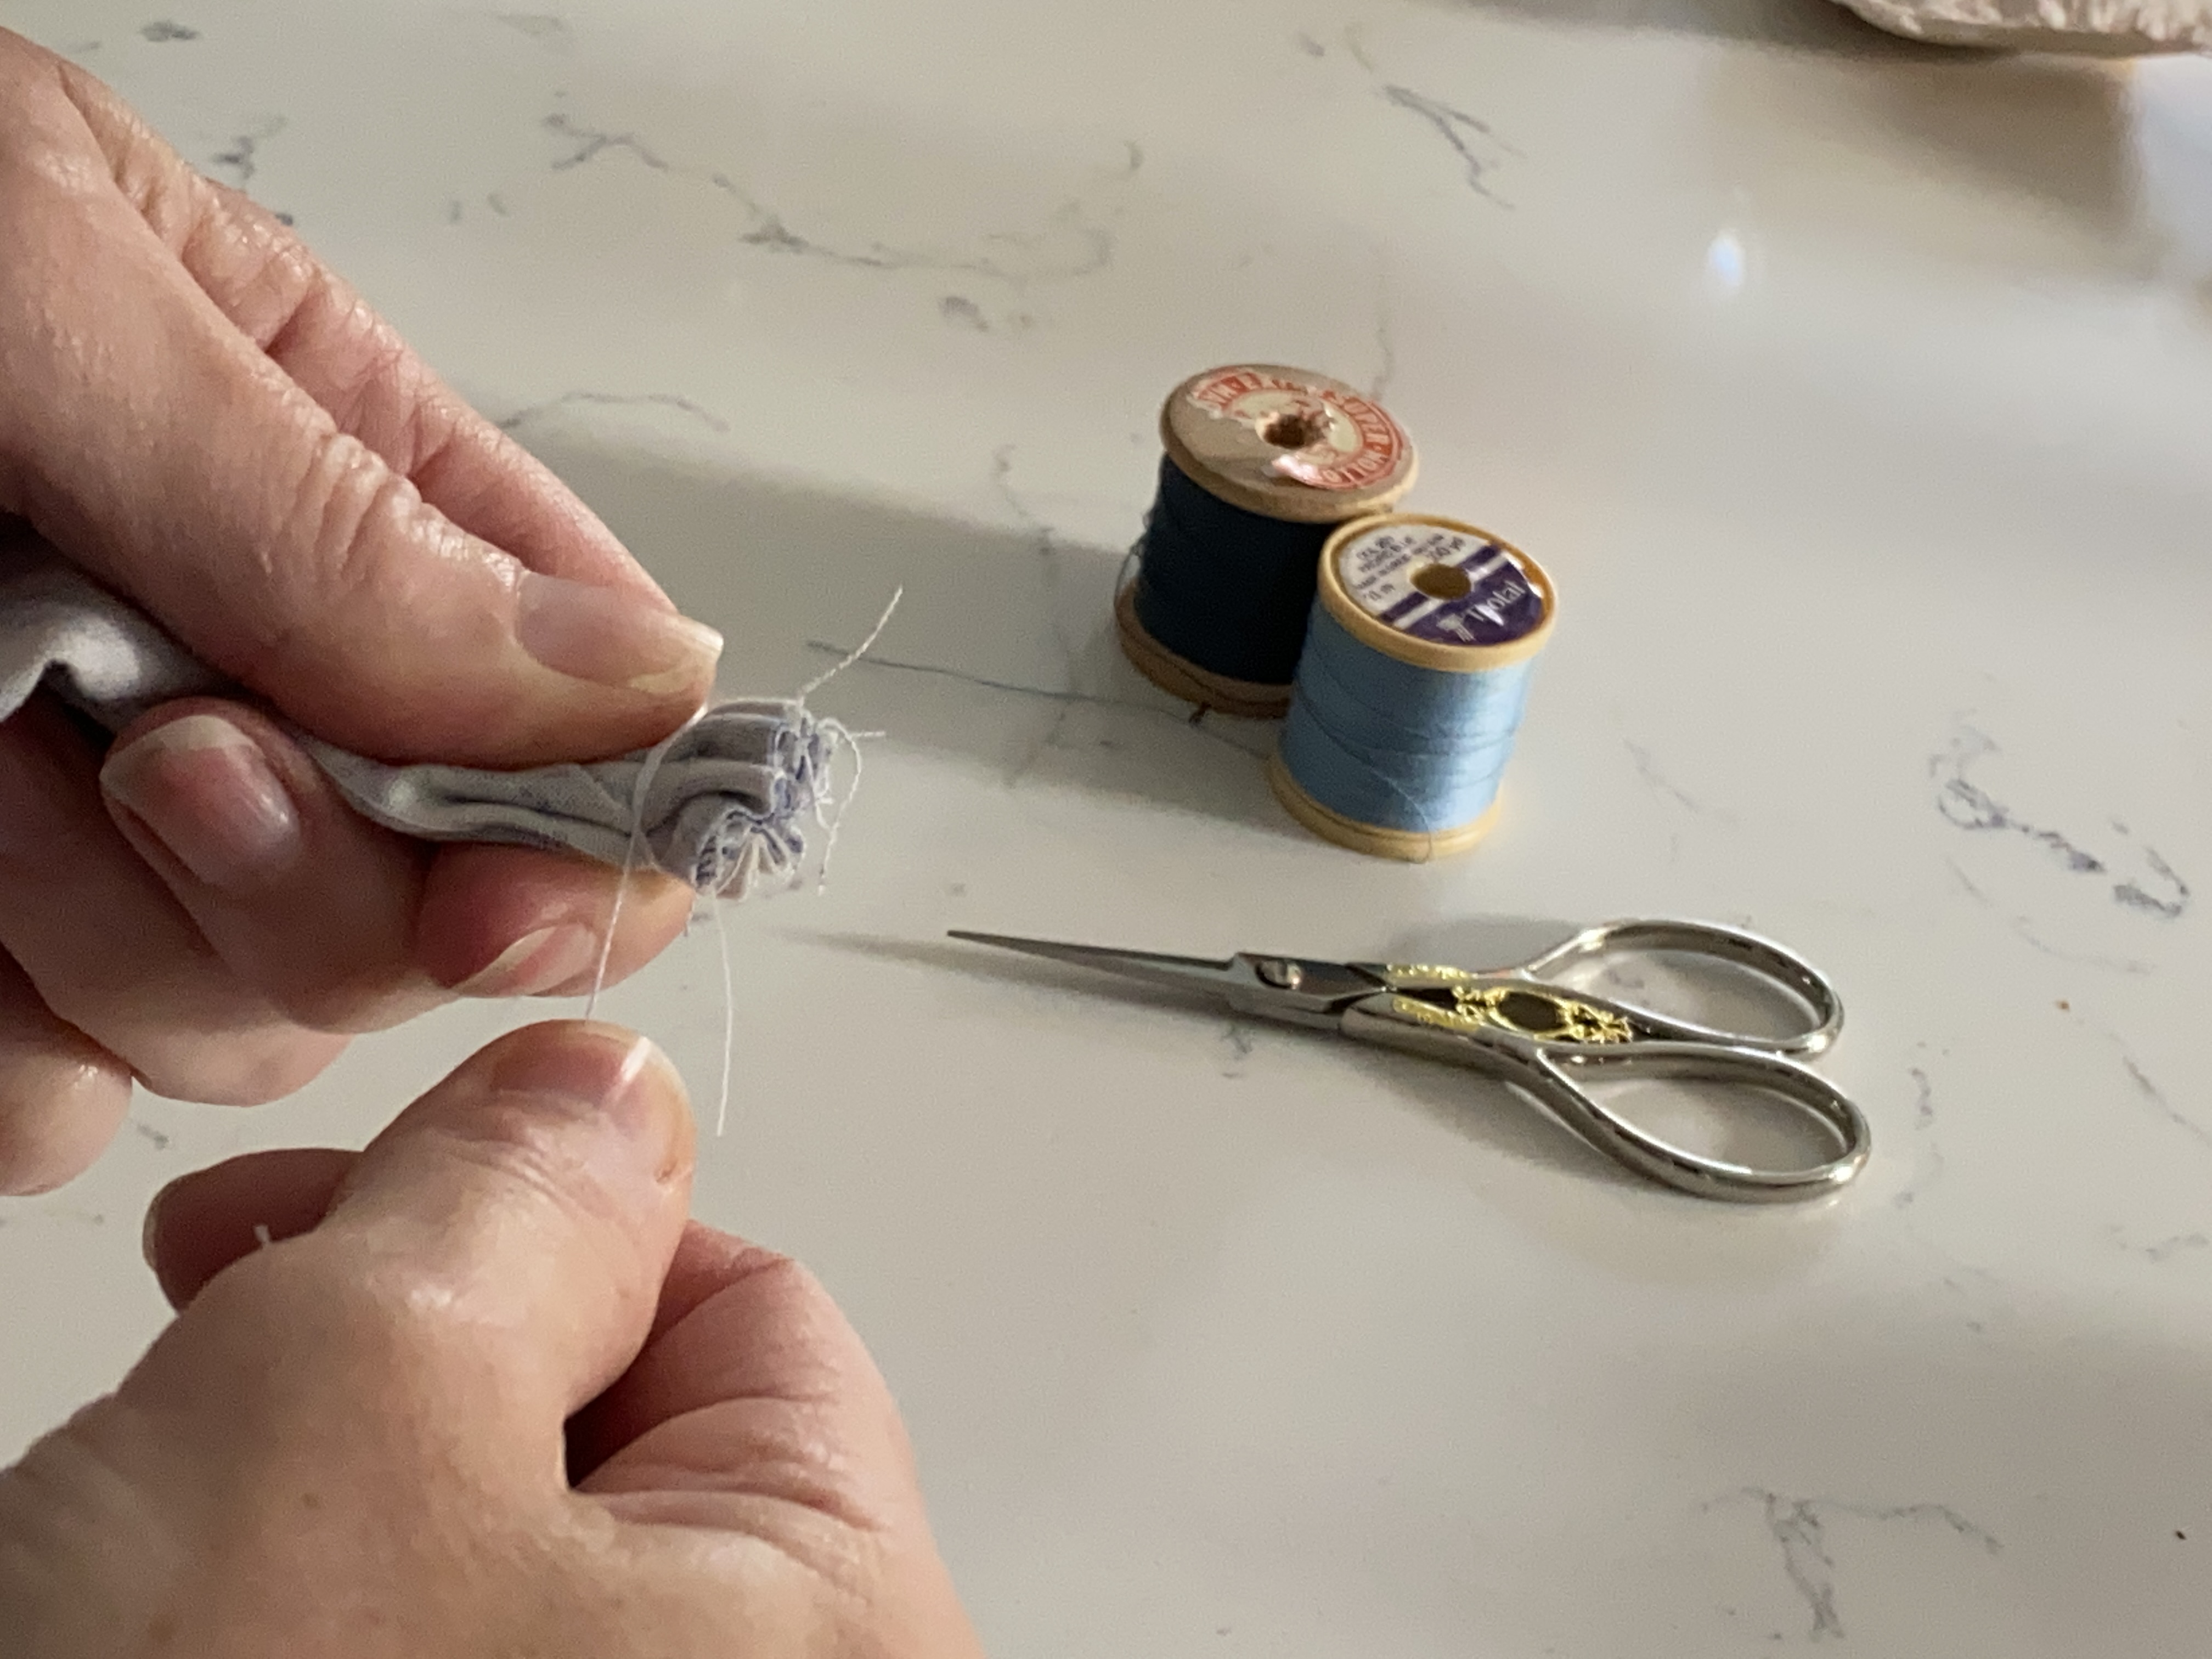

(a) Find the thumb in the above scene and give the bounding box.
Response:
[318,1022,697,1418]
[126,1023,696,1461]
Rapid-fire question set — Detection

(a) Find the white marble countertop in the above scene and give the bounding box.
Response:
[5,1,2211,1651]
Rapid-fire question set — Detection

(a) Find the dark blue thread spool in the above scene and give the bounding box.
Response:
[1116,364,1417,718]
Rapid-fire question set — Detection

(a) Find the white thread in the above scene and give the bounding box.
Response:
[798,587,903,700]
[808,720,864,893]
[585,715,698,1021]
[792,587,900,894]
[710,894,736,1138]
[252,1223,273,1249]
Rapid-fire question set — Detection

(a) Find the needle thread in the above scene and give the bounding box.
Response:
[795,586,900,893]
[585,716,697,1020]
[710,894,736,1138]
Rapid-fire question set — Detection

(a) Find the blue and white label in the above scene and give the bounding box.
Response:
[1335,523,1545,647]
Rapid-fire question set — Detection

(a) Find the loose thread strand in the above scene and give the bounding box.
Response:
[794,585,901,894]
[710,893,736,1138]
[799,586,904,700]
[808,718,867,894]
[586,717,697,1020]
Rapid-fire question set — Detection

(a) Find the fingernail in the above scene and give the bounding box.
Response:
[101,715,302,891]
[489,1023,689,1175]
[515,572,723,697]
[452,925,601,998]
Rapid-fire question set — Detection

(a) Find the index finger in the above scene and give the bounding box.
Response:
[69,70,653,597]
[0,40,720,766]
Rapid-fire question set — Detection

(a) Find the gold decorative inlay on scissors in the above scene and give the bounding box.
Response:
[1386,973,1636,1046]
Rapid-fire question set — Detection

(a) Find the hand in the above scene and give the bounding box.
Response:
[0,30,726,1192]
[0,1021,981,1657]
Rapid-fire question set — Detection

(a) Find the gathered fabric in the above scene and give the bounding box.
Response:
[0,540,831,899]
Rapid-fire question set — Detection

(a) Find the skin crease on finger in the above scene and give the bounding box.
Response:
[0,49,723,770]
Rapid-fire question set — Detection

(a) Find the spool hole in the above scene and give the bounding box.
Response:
[1259,408,1327,450]
[1409,562,1473,601]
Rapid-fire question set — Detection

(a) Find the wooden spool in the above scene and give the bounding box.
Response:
[1270,513,1557,861]
[1117,364,1418,718]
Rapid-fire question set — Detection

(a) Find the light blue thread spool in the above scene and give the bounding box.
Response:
[1269,514,1556,860]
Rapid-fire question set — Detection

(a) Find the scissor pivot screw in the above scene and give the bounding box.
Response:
[1256,959,1304,990]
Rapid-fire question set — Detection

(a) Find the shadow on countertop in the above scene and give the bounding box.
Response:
[502,409,1305,843]
[804,921,1659,1199]
[1421,0,1959,57]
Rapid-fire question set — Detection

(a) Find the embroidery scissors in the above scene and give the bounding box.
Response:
[947,918,1867,1203]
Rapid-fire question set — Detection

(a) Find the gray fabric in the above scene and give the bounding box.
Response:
[0,539,830,898]
[0,544,224,723]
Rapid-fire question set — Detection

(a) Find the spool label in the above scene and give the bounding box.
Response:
[1336,523,1545,647]
[1186,368,1406,492]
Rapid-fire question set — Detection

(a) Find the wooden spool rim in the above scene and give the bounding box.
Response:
[1267,752,1502,861]
[1114,583,1293,719]
[1159,364,1418,525]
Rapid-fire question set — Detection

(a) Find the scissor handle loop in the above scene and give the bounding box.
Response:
[1339,996,1869,1203]
[1521,1039,1868,1203]
[1515,918,1843,1058]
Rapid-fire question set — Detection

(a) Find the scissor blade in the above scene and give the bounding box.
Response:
[946,931,1250,1002]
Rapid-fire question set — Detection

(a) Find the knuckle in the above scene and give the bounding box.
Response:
[724,1252,859,1364]
[425,1107,627,1231]
[204,1227,507,1391]
[263,428,418,647]
[285,1126,634,1356]
[257,978,396,1037]
[0,1060,126,1195]
[110,1026,342,1108]
[338,326,420,449]
[0,27,43,74]
[196,218,323,346]
[193,1247,456,1396]
[396,393,460,489]
[315,1251,481,1356]
[744,1250,828,1309]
